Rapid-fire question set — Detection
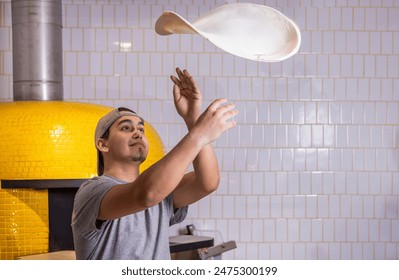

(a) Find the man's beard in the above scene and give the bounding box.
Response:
[131,152,147,163]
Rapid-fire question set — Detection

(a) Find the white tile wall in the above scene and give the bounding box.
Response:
[1,0,399,260]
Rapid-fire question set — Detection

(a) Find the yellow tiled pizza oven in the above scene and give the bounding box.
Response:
[0,0,165,260]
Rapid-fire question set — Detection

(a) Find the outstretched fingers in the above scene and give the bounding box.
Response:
[192,98,239,146]
[221,106,239,125]
[218,104,239,130]
[207,99,239,127]
[170,68,187,88]
[208,99,237,115]
[172,84,181,103]
[207,98,228,111]
[170,68,200,99]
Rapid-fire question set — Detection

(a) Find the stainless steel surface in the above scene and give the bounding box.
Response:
[169,235,214,253]
[11,0,63,101]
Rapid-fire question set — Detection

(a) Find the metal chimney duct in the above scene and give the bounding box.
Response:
[11,0,63,101]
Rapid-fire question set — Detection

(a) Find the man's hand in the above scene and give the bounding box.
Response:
[170,68,202,129]
[190,98,238,147]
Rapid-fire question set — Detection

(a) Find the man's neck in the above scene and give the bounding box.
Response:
[103,165,140,182]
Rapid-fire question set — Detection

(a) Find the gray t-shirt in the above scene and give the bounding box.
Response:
[71,175,188,260]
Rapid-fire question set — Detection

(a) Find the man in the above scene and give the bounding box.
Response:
[71,68,238,259]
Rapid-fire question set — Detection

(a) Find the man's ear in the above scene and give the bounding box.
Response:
[96,138,109,153]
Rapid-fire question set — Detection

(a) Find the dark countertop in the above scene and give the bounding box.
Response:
[169,235,214,253]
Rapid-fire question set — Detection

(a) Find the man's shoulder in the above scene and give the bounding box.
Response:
[81,175,124,187]
[76,175,122,197]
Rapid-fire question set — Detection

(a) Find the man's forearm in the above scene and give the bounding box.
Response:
[192,143,220,192]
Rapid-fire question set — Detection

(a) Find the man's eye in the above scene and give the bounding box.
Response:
[139,128,145,133]
[122,126,131,131]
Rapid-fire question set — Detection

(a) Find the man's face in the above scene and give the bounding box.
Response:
[105,115,149,164]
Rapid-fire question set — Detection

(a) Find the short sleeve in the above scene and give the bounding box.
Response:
[165,193,188,226]
[72,177,116,234]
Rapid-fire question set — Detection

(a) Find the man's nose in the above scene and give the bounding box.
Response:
[132,129,142,139]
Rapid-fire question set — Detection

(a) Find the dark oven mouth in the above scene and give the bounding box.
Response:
[48,187,78,251]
